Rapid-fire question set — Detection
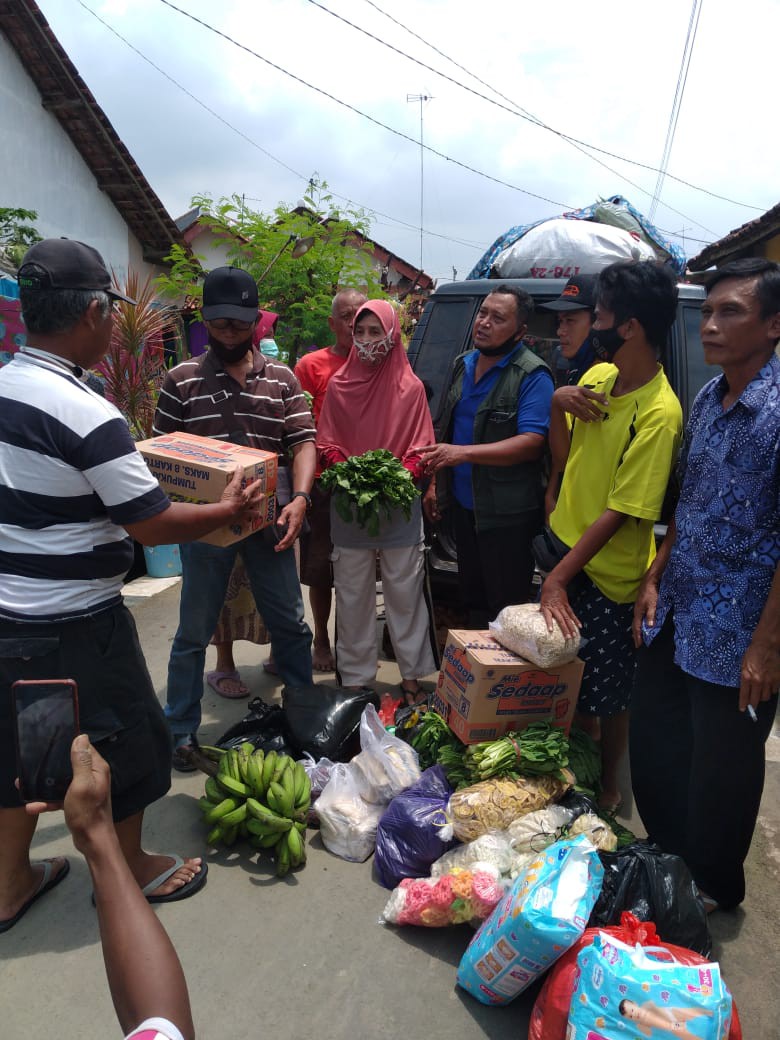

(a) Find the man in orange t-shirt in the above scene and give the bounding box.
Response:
[295,288,366,670]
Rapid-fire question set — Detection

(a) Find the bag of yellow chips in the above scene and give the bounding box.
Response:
[442,771,573,843]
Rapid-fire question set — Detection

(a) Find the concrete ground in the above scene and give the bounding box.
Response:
[1,577,778,1039]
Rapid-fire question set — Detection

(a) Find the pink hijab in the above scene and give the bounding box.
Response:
[316,299,434,466]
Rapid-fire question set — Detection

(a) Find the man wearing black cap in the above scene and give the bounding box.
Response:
[542,273,597,387]
[0,240,265,930]
[153,266,315,768]
[542,273,597,519]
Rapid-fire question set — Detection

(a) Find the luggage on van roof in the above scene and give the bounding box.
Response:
[467,195,686,280]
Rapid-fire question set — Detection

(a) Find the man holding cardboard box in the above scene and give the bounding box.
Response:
[0,239,267,928]
[153,267,315,769]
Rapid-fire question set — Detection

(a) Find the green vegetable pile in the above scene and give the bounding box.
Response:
[465,722,570,781]
[566,725,603,797]
[319,449,420,537]
[407,711,470,788]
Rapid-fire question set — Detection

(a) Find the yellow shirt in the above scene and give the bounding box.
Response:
[550,362,682,604]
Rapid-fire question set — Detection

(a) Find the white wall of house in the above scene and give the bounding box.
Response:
[1,31,162,284]
[187,227,235,271]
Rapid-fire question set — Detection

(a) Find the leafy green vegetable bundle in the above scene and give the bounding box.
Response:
[319,449,420,537]
[407,711,470,789]
[566,725,602,797]
[465,721,570,782]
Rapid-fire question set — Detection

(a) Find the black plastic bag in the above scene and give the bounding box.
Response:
[215,697,288,752]
[282,684,380,762]
[374,766,455,889]
[588,842,712,956]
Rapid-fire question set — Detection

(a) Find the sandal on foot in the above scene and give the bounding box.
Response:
[312,644,335,672]
[92,857,208,907]
[172,738,199,773]
[0,858,70,933]
[262,658,278,676]
[400,685,428,708]
[206,670,249,699]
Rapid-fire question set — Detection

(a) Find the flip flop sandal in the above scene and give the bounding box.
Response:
[0,858,70,933]
[206,670,250,699]
[91,857,208,908]
[262,658,279,676]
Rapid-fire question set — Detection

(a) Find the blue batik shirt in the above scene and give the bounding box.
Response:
[644,353,780,687]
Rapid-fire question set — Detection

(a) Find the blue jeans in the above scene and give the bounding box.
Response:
[165,534,312,740]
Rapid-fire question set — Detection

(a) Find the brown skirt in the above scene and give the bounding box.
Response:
[210,555,269,645]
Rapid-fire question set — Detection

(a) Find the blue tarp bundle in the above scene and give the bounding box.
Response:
[467,195,686,279]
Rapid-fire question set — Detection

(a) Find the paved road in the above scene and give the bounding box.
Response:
[1,579,778,1038]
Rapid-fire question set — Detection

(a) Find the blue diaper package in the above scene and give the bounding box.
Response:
[457,835,603,1005]
[566,933,733,1040]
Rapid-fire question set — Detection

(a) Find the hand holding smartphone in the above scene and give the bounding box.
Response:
[12,679,80,802]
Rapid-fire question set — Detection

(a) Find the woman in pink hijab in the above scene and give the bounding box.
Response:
[317,300,439,702]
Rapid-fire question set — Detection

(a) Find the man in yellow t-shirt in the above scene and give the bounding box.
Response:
[540,262,683,811]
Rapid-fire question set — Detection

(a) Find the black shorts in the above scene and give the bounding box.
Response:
[0,604,171,822]
[569,575,635,717]
[299,482,333,588]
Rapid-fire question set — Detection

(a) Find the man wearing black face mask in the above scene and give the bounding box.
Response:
[420,286,553,625]
[538,261,682,811]
[153,267,315,767]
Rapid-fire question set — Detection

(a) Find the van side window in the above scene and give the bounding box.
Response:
[683,304,710,415]
[412,299,478,422]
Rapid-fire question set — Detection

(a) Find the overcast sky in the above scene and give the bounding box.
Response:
[34,0,778,283]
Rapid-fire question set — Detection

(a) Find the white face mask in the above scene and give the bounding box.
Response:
[354,333,393,365]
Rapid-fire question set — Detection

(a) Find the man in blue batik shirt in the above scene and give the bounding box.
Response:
[630,258,780,913]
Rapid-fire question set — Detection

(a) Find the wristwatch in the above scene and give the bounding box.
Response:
[290,491,312,509]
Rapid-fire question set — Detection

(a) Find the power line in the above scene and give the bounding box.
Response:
[305,0,719,234]
[154,0,572,210]
[74,0,488,255]
[351,0,765,215]
[649,0,702,220]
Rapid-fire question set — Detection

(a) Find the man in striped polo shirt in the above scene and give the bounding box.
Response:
[0,239,266,932]
[153,267,315,768]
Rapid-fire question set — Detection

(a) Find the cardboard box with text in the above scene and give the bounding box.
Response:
[434,629,583,744]
[136,432,278,547]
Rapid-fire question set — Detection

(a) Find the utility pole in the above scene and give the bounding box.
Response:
[407,93,432,273]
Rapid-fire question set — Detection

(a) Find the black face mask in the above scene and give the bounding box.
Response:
[208,334,253,365]
[476,333,523,358]
[591,325,625,362]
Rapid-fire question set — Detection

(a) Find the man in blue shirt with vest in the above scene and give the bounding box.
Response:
[420,286,553,626]
[631,257,780,913]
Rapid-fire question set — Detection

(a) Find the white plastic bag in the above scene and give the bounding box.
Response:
[489,603,580,667]
[315,762,383,862]
[298,752,337,801]
[351,704,421,804]
[431,832,516,878]
[492,218,657,278]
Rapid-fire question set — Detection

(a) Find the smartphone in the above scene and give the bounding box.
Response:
[12,679,80,802]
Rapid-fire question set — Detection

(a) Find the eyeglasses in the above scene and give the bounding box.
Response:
[207,318,254,332]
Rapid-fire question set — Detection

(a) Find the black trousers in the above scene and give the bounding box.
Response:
[452,501,541,628]
[630,617,778,909]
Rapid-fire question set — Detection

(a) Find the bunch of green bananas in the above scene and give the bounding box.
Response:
[196,743,311,877]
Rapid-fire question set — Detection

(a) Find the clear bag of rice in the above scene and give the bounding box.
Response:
[489,603,580,667]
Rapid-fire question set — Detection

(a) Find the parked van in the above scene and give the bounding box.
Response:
[408,277,707,593]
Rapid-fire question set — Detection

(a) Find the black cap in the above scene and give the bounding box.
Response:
[202,266,259,322]
[17,238,136,303]
[542,273,597,313]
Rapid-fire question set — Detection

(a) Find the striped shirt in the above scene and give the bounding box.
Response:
[153,349,316,453]
[0,351,170,622]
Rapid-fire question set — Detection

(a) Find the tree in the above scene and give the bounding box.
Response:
[0,207,42,270]
[155,178,387,365]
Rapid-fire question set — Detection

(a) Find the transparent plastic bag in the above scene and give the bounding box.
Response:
[298,751,337,801]
[351,704,421,805]
[315,762,382,862]
[489,603,580,667]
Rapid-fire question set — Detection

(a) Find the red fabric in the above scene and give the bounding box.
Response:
[316,299,434,470]
[295,347,348,423]
[528,913,742,1040]
[252,310,279,346]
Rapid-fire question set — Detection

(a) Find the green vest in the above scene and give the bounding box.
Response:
[438,347,550,531]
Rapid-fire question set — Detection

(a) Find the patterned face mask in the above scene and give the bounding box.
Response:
[354,333,393,365]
